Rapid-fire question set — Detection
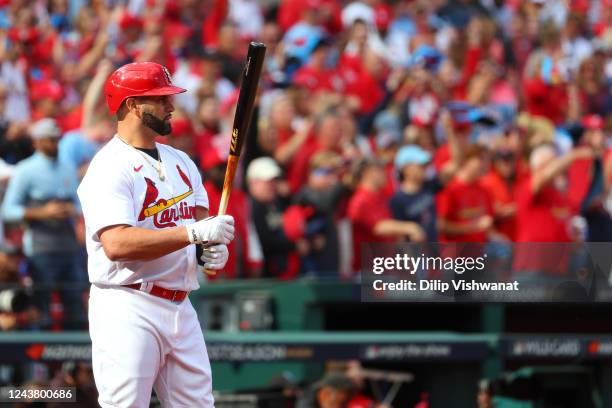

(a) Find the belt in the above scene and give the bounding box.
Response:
[122,283,188,303]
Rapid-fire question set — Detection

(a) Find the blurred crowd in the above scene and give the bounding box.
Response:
[0,0,608,327]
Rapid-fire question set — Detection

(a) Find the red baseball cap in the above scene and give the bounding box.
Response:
[30,80,64,102]
[583,114,604,130]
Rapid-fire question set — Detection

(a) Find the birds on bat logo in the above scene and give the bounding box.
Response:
[230,128,239,153]
[138,165,196,228]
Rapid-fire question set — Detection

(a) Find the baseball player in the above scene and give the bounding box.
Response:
[77,62,235,407]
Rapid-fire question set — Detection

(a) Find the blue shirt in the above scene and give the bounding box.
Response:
[1,152,80,255]
[58,129,99,169]
[389,179,442,242]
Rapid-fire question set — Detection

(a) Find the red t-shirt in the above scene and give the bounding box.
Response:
[348,187,393,272]
[523,78,568,125]
[480,170,517,241]
[293,64,342,93]
[338,55,384,114]
[437,178,493,242]
[567,157,593,214]
[515,175,573,243]
[513,175,573,275]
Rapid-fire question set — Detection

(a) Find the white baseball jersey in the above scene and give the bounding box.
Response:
[77,135,208,291]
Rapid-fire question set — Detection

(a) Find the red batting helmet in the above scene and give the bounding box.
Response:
[104,62,186,114]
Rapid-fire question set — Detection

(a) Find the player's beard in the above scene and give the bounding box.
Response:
[142,112,172,136]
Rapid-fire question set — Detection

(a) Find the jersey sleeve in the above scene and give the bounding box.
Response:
[77,158,136,241]
[191,163,209,210]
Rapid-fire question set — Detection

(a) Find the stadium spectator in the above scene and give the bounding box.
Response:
[576,55,610,116]
[516,144,592,242]
[248,157,304,279]
[476,379,494,408]
[522,22,570,125]
[480,137,522,241]
[513,144,593,280]
[0,247,40,331]
[194,94,222,161]
[270,92,306,166]
[348,159,425,272]
[437,144,495,243]
[390,145,442,242]
[173,49,234,116]
[288,107,343,193]
[1,118,83,329]
[0,82,33,166]
[296,372,355,408]
[215,22,245,84]
[58,59,114,178]
[47,361,97,408]
[0,0,608,281]
[568,114,612,241]
[293,37,341,94]
[293,151,349,276]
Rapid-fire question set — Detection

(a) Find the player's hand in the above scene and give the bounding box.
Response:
[186,215,235,245]
[200,243,229,270]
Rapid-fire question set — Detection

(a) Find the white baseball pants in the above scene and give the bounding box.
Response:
[88,284,214,408]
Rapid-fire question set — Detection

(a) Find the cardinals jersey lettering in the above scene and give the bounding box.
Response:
[77,136,209,290]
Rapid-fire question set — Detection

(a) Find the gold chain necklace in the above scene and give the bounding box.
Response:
[116,134,166,181]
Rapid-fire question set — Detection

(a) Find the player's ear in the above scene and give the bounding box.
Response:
[125,97,140,117]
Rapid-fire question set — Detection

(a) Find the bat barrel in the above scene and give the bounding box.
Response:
[229,42,267,157]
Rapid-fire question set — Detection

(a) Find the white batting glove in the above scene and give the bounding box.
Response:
[200,243,229,270]
[186,215,235,245]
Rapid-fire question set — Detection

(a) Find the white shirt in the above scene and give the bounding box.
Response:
[229,0,263,39]
[77,136,209,290]
[1,61,30,123]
